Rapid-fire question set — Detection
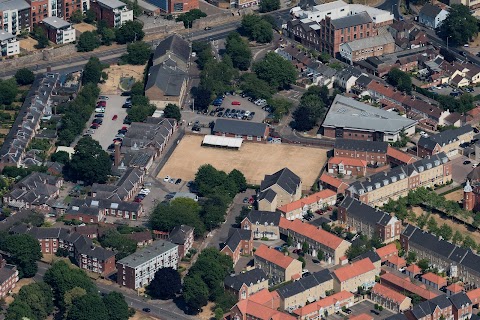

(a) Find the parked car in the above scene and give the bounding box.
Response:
[90,124,99,129]
[92,119,103,124]
[123,117,132,124]
[97,101,107,107]
[209,110,216,116]
[243,197,248,203]
[169,178,175,184]
[204,26,212,30]
[98,95,109,100]
[112,115,118,120]
[95,114,104,118]
[122,103,132,108]
[175,178,182,184]
[163,176,170,182]
[464,160,472,165]
[217,112,223,117]
[231,101,241,105]
[95,107,105,113]
[121,91,131,96]
[86,129,95,134]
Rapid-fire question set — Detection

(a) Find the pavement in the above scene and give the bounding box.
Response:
[89,95,129,150]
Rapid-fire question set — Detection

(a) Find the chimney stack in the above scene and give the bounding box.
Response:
[114,143,121,167]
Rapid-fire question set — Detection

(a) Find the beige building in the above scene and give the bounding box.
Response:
[370,283,412,312]
[332,258,378,292]
[277,189,337,220]
[293,291,355,319]
[417,125,474,159]
[279,217,351,265]
[258,168,302,212]
[340,30,395,64]
[277,269,334,311]
[254,244,302,286]
[347,152,451,206]
[240,211,281,240]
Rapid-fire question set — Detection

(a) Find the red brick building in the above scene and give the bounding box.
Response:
[220,228,253,266]
[90,0,133,28]
[334,139,389,165]
[0,255,19,299]
[168,225,194,259]
[213,119,269,142]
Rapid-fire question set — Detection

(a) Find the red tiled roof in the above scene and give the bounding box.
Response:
[254,244,298,270]
[293,291,354,317]
[333,258,376,282]
[371,283,409,304]
[350,314,374,320]
[277,189,336,214]
[446,283,463,294]
[387,255,406,268]
[380,273,438,300]
[249,289,280,308]
[320,173,348,189]
[387,146,416,164]
[405,264,421,275]
[279,217,345,250]
[375,243,398,261]
[468,106,480,117]
[467,288,480,304]
[422,272,447,286]
[328,157,367,167]
[235,300,296,320]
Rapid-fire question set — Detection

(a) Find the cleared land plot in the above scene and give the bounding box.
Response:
[99,64,145,95]
[19,37,38,52]
[443,189,464,202]
[73,22,97,33]
[158,135,328,188]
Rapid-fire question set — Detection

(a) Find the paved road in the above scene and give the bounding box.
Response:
[35,261,194,320]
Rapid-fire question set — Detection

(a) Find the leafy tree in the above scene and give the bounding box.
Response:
[150,198,205,236]
[8,282,54,320]
[292,86,328,131]
[302,241,309,253]
[5,300,36,320]
[84,9,96,23]
[298,256,306,268]
[147,267,182,299]
[387,68,412,93]
[268,97,293,121]
[64,287,87,314]
[195,42,214,70]
[127,104,156,122]
[239,73,274,100]
[200,56,237,97]
[214,290,237,311]
[215,308,224,320]
[3,234,41,278]
[176,9,207,28]
[99,230,137,260]
[463,235,477,250]
[67,295,108,320]
[183,274,209,312]
[164,103,181,121]
[33,26,49,49]
[317,250,324,261]
[0,78,19,105]
[259,0,280,12]
[77,31,101,52]
[123,41,151,65]
[427,217,438,234]
[101,28,116,46]
[191,86,212,110]
[406,251,417,264]
[254,52,296,90]
[115,20,144,44]
[228,169,247,192]
[241,15,273,43]
[70,10,84,23]
[83,57,104,84]
[452,230,464,245]
[50,150,70,164]
[103,292,130,320]
[15,68,35,85]
[131,81,144,96]
[417,259,430,271]
[438,4,478,46]
[65,137,111,185]
[437,224,453,241]
[225,32,252,71]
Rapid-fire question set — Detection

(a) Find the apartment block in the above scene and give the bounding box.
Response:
[0,255,19,299]
[254,244,302,285]
[279,217,351,265]
[347,152,451,206]
[90,0,132,28]
[142,0,198,14]
[401,224,480,287]
[40,16,74,44]
[0,0,31,34]
[339,197,401,243]
[332,258,377,292]
[276,269,333,311]
[0,30,19,56]
[334,139,389,166]
[116,240,179,290]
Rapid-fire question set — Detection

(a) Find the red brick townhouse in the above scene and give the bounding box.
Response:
[0,255,19,299]
[220,228,253,266]
[212,119,269,142]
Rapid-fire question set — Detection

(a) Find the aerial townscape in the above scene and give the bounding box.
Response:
[3,0,480,319]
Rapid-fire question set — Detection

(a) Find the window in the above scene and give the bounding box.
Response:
[257,136,261,141]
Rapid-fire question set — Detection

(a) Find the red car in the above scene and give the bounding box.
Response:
[112,115,118,120]
[231,101,241,105]
[121,126,128,131]
[97,101,107,107]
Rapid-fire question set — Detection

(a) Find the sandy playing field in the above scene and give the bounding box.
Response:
[99,64,145,94]
[158,135,328,189]
[73,22,97,33]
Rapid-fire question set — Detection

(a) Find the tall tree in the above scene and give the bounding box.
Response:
[4,234,41,278]
[228,169,247,192]
[123,41,151,65]
[15,68,35,85]
[253,52,296,90]
[99,230,137,260]
[386,68,412,93]
[0,78,19,105]
[176,9,207,28]
[102,292,130,320]
[83,57,104,84]
[115,20,145,44]
[183,274,209,312]
[225,32,252,71]
[66,137,111,185]
[259,0,280,12]
[77,31,101,52]
[239,73,274,100]
[438,4,478,46]
[164,103,182,121]
[66,295,108,320]
[150,198,205,236]
[147,267,182,299]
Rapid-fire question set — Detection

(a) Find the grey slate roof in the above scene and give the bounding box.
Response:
[0,0,29,11]
[340,196,396,227]
[419,3,443,18]
[168,225,194,245]
[117,240,178,268]
[330,12,372,29]
[41,17,71,29]
[213,119,268,137]
[146,64,187,96]
[412,295,452,319]
[0,31,15,41]
[67,197,141,217]
[153,34,190,64]
[224,269,268,291]
[343,32,394,52]
[384,315,409,320]
[222,228,251,252]
[244,211,281,226]
[322,95,417,134]
[95,0,128,9]
[334,138,388,153]
[0,264,16,284]
[277,269,332,299]
[257,189,277,203]
[260,167,301,195]
[418,125,472,151]
[448,292,471,309]
[355,74,373,88]
[353,250,381,264]
[348,152,448,196]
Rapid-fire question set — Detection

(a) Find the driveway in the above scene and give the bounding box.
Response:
[450,154,475,184]
[89,95,129,150]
